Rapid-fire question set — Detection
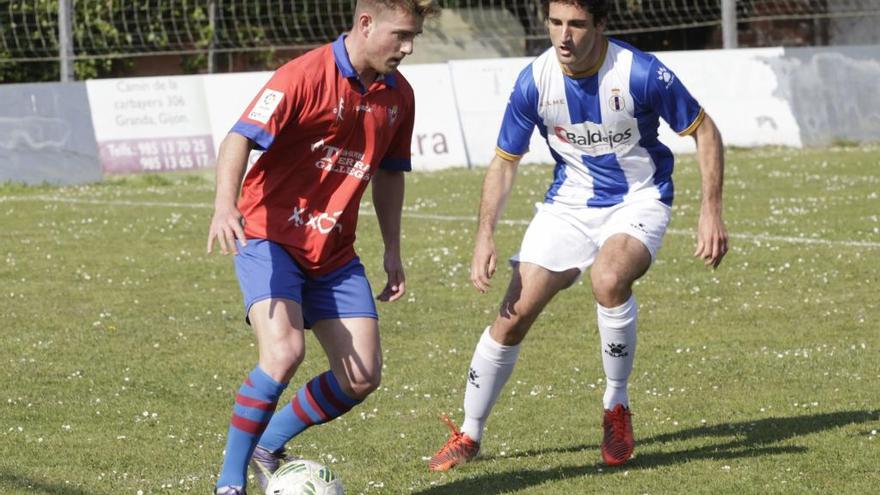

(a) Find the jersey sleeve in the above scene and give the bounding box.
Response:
[496,65,540,160]
[644,57,704,136]
[379,97,414,172]
[230,66,302,151]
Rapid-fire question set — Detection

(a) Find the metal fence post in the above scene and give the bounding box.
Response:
[58,0,74,81]
[208,0,216,73]
[722,0,738,49]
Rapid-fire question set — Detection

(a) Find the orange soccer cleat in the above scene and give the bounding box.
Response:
[601,404,635,466]
[428,415,480,472]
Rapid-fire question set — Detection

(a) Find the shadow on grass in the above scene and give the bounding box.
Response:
[0,472,104,495]
[415,410,876,495]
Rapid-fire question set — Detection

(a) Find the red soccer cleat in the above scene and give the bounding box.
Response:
[601,404,635,466]
[428,415,480,472]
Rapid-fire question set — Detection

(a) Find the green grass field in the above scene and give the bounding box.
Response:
[1,145,878,494]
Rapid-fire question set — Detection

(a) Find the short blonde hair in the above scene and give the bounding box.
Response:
[356,0,441,19]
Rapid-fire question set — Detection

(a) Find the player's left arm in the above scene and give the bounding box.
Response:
[372,168,406,302]
[646,57,729,269]
[371,92,415,302]
[691,113,729,269]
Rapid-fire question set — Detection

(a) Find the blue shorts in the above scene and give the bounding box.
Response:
[234,239,378,328]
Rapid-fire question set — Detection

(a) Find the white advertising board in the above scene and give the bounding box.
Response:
[447,47,803,160]
[656,47,802,152]
[448,58,555,167]
[201,71,272,154]
[86,76,215,174]
[201,65,468,172]
[397,63,469,170]
[201,71,274,168]
[83,46,809,176]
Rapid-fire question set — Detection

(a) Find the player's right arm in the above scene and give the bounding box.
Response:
[472,64,538,293]
[471,153,521,293]
[207,133,254,255]
[206,63,300,255]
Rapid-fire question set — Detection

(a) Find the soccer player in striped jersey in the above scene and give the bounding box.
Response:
[429,0,728,471]
[206,1,440,493]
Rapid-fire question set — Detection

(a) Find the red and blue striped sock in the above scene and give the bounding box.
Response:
[217,366,286,488]
[258,370,360,453]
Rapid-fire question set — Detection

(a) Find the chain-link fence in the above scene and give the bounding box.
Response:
[2,0,879,82]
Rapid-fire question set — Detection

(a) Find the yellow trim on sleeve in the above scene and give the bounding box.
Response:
[495,147,523,162]
[678,108,706,137]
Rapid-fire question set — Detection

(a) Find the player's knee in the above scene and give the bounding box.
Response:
[591,271,631,307]
[262,344,305,380]
[491,316,530,346]
[343,369,381,400]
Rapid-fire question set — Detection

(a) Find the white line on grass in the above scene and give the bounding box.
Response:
[402,212,880,249]
[3,195,880,249]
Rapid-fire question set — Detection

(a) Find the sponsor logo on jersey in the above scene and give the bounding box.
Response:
[554,124,634,154]
[657,66,675,89]
[248,88,284,124]
[540,97,565,108]
[287,205,344,235]
[314,143,372,181]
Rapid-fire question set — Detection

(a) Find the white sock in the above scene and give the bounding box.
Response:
[461,327,520,442]
[597,295,637,410]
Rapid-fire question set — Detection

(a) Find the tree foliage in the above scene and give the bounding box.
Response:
[0,0,340,83]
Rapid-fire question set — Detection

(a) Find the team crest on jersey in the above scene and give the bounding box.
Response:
[387,105,399,126]
[608,89,626,112]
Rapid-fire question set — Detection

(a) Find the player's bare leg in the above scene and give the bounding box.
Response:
[491,261,581,345]
[217,298,304,494]
[250,299,307,383]
[429,262,579,471]
[590,234,651,466]
[249,317,380,491]
[312,317,383,402]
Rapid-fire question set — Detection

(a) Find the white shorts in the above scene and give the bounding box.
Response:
[511,199,672,273]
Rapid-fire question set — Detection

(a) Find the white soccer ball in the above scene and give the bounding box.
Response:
[265,459,344,495]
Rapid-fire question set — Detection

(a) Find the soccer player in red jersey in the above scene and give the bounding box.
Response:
[206,2,440,493]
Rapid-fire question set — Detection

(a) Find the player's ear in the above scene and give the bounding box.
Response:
[357,12,374,37]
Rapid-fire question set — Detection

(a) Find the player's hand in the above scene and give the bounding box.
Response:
[207,204,248,255]
[377,250,406,302]
[694,210,728,269]
[470,233,497,293]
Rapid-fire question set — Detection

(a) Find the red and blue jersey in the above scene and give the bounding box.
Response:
[231,34,415,276]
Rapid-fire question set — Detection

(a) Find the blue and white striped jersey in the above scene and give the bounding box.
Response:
[496,38,704,208]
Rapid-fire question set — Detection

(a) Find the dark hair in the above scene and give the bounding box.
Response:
[541,0,609,26]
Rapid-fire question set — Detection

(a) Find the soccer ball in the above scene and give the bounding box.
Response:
[265,459,344,495]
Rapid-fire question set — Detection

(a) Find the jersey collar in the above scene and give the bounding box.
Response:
[332,34,398,90]
[560,37,608,79]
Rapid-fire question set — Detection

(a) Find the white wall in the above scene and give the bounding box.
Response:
[82,45,878,175]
